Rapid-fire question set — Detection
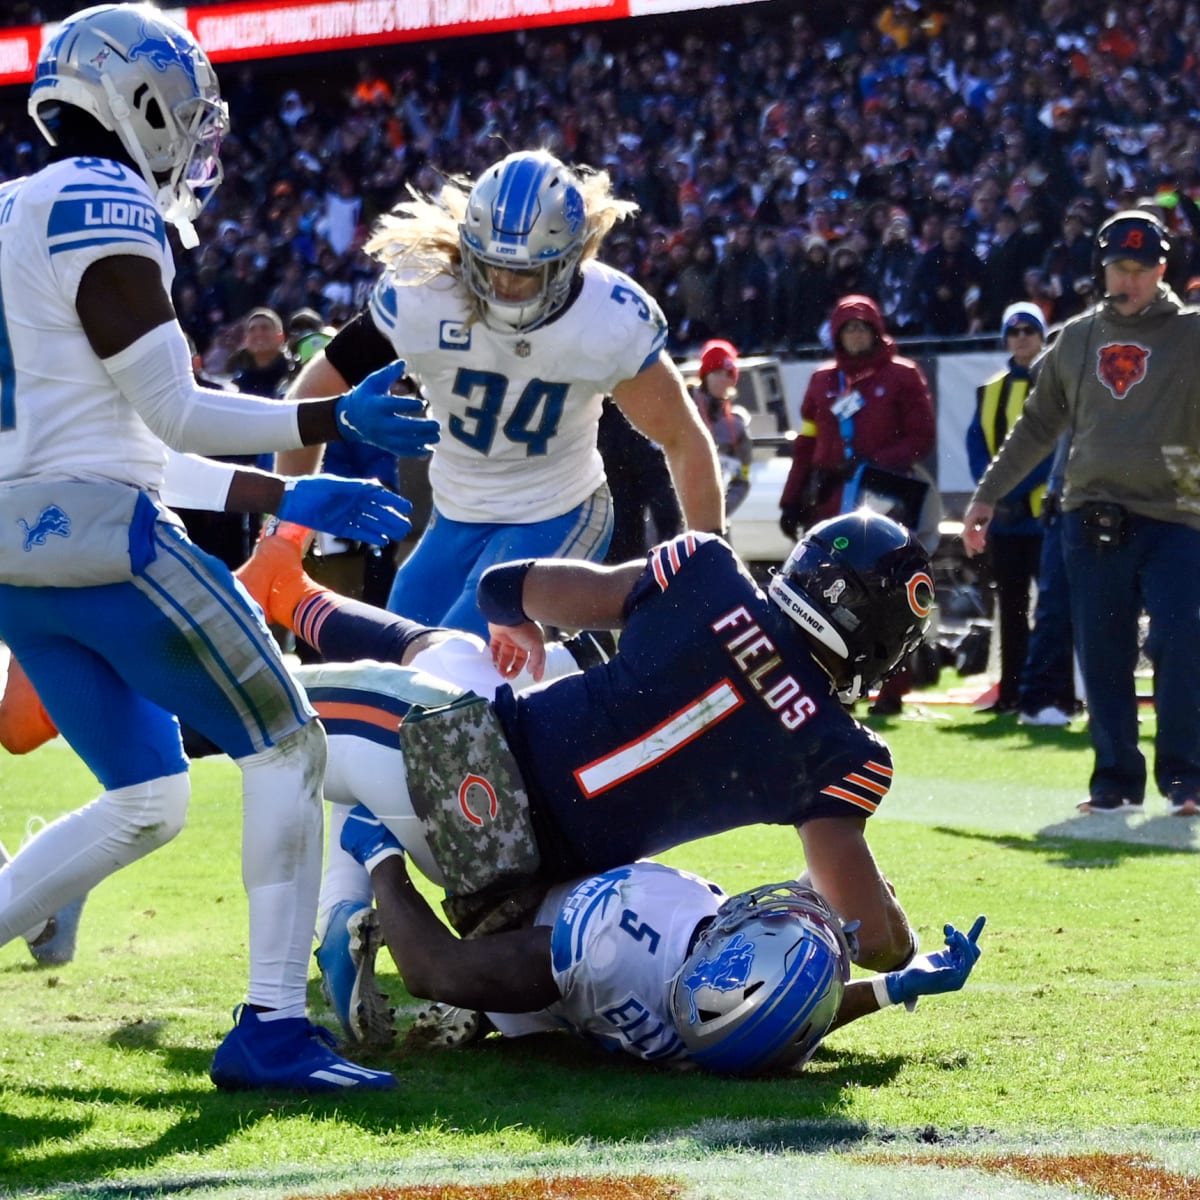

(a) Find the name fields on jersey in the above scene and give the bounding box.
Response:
[711,606,818,730]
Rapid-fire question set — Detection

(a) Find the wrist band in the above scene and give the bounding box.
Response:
[477,559,537,627]
[871,974,896,1009]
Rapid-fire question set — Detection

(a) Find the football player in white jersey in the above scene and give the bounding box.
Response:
[0,4,440,1094]
[280,148,725,636]
[337,811,986,1075]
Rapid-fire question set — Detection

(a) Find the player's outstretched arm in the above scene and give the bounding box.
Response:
[613,353,726,535]
[799,816,916,972]
[77,256,438,460]
[830,915,987,1032]
[369,855,559,1014]
[479,558,643,680]
[163,452,413,547]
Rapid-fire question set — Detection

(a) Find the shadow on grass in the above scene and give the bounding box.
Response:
[925,714,1094,745]
[1,1035,908,1191]
[929,824,1198,863]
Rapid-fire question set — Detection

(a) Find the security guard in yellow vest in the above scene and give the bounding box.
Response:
[965,302,1051,714]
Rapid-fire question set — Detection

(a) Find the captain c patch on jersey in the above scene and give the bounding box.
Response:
[439,320,471,350]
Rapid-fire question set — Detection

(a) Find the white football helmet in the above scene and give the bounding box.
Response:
[28,4,228,247]
[669,883,854,1075]
[459,150,587,332]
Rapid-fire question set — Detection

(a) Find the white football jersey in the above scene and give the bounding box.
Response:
[0,158,174,488]
[368,260,667,523]
[488,861,725,1064]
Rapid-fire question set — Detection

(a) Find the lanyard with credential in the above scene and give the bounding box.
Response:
[830,370,866,463]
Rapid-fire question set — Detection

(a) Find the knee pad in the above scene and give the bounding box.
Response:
[105,772,191,849]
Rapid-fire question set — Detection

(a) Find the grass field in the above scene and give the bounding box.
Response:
[2,701,1198,1200]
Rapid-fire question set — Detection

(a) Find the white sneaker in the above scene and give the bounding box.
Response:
[1018,706,1072,727]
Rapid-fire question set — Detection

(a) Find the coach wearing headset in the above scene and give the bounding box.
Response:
[962,210,1200,819]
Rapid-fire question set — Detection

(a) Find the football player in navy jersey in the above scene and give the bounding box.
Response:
[221,508,936,1041]
[277,148,725,637]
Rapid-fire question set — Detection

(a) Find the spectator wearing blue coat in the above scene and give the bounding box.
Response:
[966,301,1051,714]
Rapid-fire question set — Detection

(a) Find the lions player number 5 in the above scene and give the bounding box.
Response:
[619,909,661,954]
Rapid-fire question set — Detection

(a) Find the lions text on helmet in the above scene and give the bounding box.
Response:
[28,3,228,248]
[768,509,934,702]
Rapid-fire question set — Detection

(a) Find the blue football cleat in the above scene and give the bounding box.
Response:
[26,893,88,966]
[315,901,395,1046]
[339,803,404,870]
[210,1004,397,1093]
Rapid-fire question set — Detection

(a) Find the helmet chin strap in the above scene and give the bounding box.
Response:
[157,186,199,249]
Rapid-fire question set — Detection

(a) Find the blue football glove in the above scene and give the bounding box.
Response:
[884,915,986,1009]
[340,802,405,873]
[276,475,413,547]
[333,361,440,457]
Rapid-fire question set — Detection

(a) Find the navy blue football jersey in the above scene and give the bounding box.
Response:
[494,533,893,877]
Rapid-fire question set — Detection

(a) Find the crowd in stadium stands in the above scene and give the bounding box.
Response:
[4,0,1200,364]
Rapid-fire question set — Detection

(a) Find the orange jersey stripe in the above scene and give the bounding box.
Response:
[820,785,879,814]
[313,699,401,735]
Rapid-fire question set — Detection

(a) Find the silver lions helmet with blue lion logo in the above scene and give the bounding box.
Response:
[669,883,855,1075]
[28,3,227,247]
[459,150,587,333]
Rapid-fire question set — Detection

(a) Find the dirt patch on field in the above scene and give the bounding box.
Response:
[289,1176,681,1200]
[867,1151,1200,1198]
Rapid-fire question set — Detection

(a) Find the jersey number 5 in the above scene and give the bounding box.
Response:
[619,909,662,955]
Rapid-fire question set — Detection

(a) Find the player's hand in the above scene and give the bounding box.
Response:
[334,361,440,457]
[489,620,546,682]
[961,502,993,557]
[884,915,986,1008]
[277,475,413,547]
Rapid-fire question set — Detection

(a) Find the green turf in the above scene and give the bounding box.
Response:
[1,707,1197,1199]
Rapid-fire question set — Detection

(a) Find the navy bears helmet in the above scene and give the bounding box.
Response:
[768,509,935,701]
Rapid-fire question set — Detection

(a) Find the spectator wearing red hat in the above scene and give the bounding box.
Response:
[692,340,753,515]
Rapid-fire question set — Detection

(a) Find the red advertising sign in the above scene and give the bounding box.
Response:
[0,27,39,89]
[189,0,630,63]
[0,0,767,83]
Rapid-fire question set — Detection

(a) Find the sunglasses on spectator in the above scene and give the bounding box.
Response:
[1006,324,1040,337]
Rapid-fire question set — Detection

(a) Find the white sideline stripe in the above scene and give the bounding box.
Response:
[574,680,741,798]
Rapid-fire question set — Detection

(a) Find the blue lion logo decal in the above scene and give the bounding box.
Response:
[18,505,72,552]
[680,932,755,1024]
[562,185,585,235]
[128,20,198,87]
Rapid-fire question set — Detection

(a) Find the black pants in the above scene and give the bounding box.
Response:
[989,532,1043,707]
